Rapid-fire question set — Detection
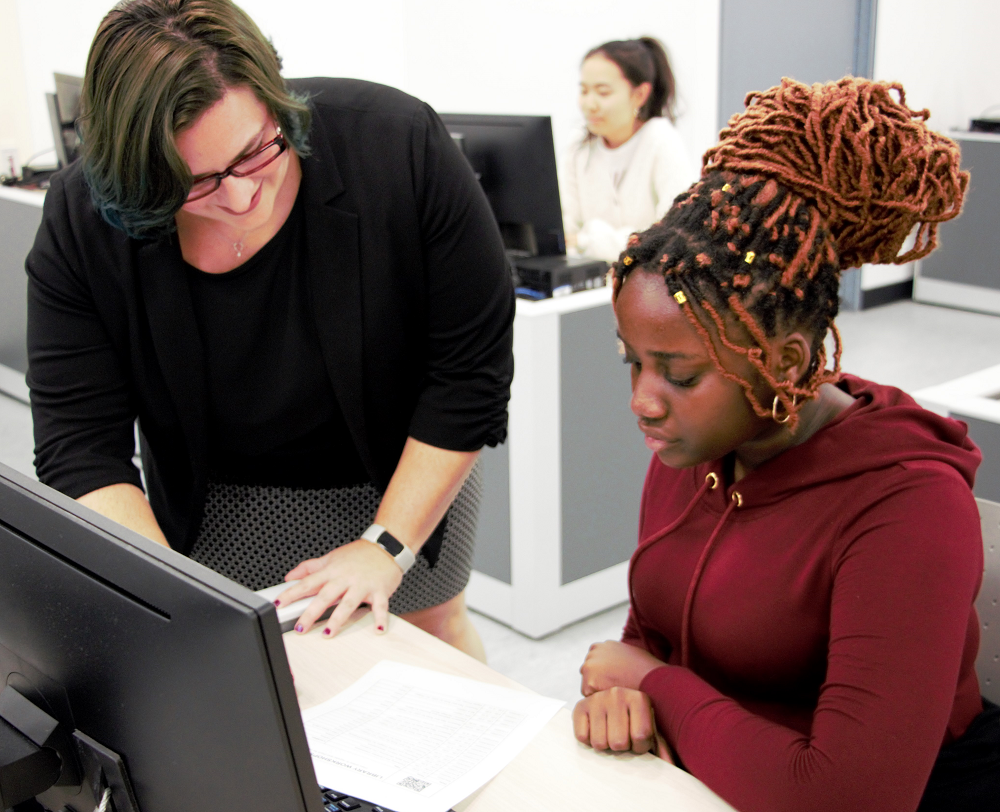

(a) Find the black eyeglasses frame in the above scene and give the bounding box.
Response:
[185,128,287,202]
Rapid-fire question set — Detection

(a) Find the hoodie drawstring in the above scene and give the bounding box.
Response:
[628,472,721,655]
[680,489,742,668]
[634,472,720,556]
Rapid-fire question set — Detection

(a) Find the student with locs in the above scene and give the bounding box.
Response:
[573,77,1000,811]
[26,0,514,658]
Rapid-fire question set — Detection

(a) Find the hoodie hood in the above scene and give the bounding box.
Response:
[721,374,981,508]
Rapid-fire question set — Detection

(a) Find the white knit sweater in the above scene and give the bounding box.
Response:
[562,117,698,262]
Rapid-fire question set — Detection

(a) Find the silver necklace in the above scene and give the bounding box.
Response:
[233,235,246,259]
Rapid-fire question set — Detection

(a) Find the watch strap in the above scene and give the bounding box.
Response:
[361,523,416,573]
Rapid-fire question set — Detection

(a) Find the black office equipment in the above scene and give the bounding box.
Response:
[440,113,607,299]
[0,461,324,812]
[970,118,1000,134]
[512,254,609,299]
[439,114,565,257]
[46,73,83,169]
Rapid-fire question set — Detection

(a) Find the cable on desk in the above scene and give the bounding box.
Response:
[95,786,112,812]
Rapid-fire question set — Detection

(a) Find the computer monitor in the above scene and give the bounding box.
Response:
[0,462,322,811]
[46,73,83,168]
[439,114,565,257]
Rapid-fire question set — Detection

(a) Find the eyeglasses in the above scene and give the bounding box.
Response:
[186,127,287,202]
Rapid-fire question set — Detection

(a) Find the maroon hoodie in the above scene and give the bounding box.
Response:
[625,375,984,812]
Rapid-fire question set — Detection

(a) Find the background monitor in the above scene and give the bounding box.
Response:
[46,73,83,168]
[439,114,565,257]
[0,462,322,812]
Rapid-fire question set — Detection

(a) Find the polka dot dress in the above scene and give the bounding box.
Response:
[189,464,481,615]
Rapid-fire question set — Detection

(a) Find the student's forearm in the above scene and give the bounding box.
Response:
[77,482,171,548]
[374,437,479,552]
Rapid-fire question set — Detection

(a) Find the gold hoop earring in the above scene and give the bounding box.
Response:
[771,394,797,424]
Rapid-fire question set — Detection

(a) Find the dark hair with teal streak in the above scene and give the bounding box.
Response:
[79,0,312,240]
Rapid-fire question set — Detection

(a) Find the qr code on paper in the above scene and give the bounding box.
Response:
[397,776,430,793]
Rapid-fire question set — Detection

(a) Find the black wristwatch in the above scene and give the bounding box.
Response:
[361,524,416,573]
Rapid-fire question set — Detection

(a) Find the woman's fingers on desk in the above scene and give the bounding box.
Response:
[278,540,403,636]
[580,640,665,696]
[572,687,659,756]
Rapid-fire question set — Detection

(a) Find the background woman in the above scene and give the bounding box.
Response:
[27,0,514,658]
[572,77,1000,810]
[562,37,697,262]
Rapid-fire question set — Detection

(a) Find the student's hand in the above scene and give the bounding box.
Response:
[276,540,404,638]
[572,688,673,762]
[580,640,666,696]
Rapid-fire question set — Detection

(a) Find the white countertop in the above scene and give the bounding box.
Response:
[948,129,1000,144]
[0,186,46,207]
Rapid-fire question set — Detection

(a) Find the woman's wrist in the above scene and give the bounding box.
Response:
[372,437,479,552]
[360,523,416,573]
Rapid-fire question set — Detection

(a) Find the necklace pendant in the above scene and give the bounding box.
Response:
[233,239,244,259]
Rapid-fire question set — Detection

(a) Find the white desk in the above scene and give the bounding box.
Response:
[0,186,44,403]
[284,614,735,811]
[470,287,652,638]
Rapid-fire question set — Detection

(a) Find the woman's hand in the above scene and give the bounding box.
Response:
[274,437,479,642]
[572,688,674,762]
[580,640,666,696]
[277,539,405,637]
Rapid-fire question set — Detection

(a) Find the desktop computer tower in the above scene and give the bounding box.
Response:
[510,255,609,299]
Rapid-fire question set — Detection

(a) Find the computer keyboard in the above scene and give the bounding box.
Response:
[321,786,394,812]
[319,785,454,812]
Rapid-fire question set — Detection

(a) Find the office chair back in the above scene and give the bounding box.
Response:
[975,498,1000,705]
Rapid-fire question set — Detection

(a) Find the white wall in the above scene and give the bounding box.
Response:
[13,0,115,169]
[873,0,1000,136]
[5,0,720,178]
[0,0,32,174]
[860,0,1000,290]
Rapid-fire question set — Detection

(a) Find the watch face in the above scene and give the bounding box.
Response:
[378,531,405,556]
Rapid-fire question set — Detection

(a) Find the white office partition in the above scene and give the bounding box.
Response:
[469,288,649,638]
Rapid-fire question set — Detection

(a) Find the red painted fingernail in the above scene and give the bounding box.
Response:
[295,624,304,633]
[322,628,332,637]
[377,625,384,632]
[273,599,281,607]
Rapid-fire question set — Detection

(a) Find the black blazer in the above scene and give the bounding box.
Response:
[27,78,514,553]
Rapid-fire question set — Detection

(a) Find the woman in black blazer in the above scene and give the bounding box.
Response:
[26,0,513,658]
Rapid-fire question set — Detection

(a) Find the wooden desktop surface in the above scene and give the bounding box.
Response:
[283,614,736,812]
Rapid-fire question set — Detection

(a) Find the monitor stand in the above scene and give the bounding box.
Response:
[0,686,139,812]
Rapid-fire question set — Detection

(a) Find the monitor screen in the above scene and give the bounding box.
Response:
[52,74,82,126]
[46,74,83,168]
[439,114,565,257]
[0,463,322,812]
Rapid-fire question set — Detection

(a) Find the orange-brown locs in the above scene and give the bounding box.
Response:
[706,76,968,266]
[612,76,969,430]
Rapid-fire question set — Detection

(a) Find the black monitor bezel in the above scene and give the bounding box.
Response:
[0,462,322,812]
[440,113,565,257]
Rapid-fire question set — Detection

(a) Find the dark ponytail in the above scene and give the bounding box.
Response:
[585,37,677,123]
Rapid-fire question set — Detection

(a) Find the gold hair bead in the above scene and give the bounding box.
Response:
[744,251,756,264]
[673,290,687,305]
[623,256,633,266]
[722,183,731,192]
